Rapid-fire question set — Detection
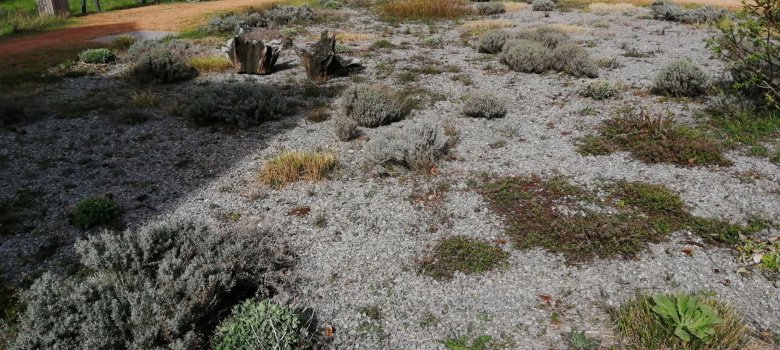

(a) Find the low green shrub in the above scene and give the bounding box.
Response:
[477,29,509,54]
[69,197,121,229]
[579,80,620,99]
[132,49,196,84]
[518,26,570,49]
[475,2,505,15]
[653,59,708,97]
[462,92,507,119]
[423,35,442,46]
[183,83,290,127]
[214,299,311,350]
[532,0,555,11]
[111,35,137,51]
[78,48,115,64]
[10,218,275,349]
[550,43,599,78]
[339,84,408,128]
[500,39,551,73]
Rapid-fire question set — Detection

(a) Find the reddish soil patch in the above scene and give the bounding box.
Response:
[0,0,279,59]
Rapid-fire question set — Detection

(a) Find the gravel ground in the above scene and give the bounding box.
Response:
[1,4,779,349]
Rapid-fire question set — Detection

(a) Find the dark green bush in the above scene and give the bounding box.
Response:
[69,197,121,229]
[11,219,275,349]
[183,83,290,127]
[78,48,115,64]
[131,49,196,84]
[708,0,780,108]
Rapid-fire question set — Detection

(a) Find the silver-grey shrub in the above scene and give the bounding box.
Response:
[339,84,408,128]
[652,59,708,96]
[462,92,507,119]
[334,114,358,141]
[579,80,620,99]
[478,29,509,54]
[183,83,289,127]
[532,0,555,11]
[264,5,315,26]
[367,120,450,172]
[11,218,274,350]
[500,39,552,73]
[518,26,570,49]
[125,39,193,62]
[550,43,599,78]
[207,12,267,33]
[651,0,726,24]
[475,2,506,15]
[650,0,682,21]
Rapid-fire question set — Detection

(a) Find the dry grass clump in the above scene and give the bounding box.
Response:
[504,2,529,12]
[187,55,233,72]
[460,19,514,33]
[335,32,377,42]
[588,2,638,13]
[259,151,337,188]
[381,0,471,21]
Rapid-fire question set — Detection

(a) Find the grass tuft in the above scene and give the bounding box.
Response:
[381,0,471,21]
[419,236,508,280]
[259,151,337,188]
[187,55,233,72]
[612,293,749,350]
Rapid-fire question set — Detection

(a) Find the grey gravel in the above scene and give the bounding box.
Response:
[1,5,779,350]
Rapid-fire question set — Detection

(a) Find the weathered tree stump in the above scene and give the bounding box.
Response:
[297,30,360,82]
[37,0,69,16]
[224,35,282,75]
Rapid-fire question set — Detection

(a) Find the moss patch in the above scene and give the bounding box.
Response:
[478,177,764,263]
[578,109,730,167]
[419,236,508,280]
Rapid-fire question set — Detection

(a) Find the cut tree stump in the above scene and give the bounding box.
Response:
[224,35,282,75]
[38,0,69,16]
[297,30,360,82]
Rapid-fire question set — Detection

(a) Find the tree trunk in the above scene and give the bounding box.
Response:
[81,0,86,14]
[37,0,69,16]
[224,36,282,75]
[297,30,360,82]
[94,0,101,12]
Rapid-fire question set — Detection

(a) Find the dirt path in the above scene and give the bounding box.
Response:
[0,0,279,58]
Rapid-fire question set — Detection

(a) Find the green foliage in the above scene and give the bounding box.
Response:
[477,30,509,54]
[339,84,408,128]
[131,49,196,84]
[651,295,722,343]
[653,60,708,97]
[613,294,748,349]
[69,196,121,230]
[419,236,508,280]
[422,35,442,46]
[0,9,68,37]
[462,92,507,119]
[214,299,307,350]
[475,2,505,15]
[111,35,137,51]
[183,83,290,127]
[550,43,599,78]
[532,0,554,11]
[371,39,394,49]
[78,48,115,64]
[708,0,780,108]
[11,219,274,349]
[568,329,600,350]
[443,335,493,350]
[500,39,551,73]
[737,239,780,271]
[579,80,620,100]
